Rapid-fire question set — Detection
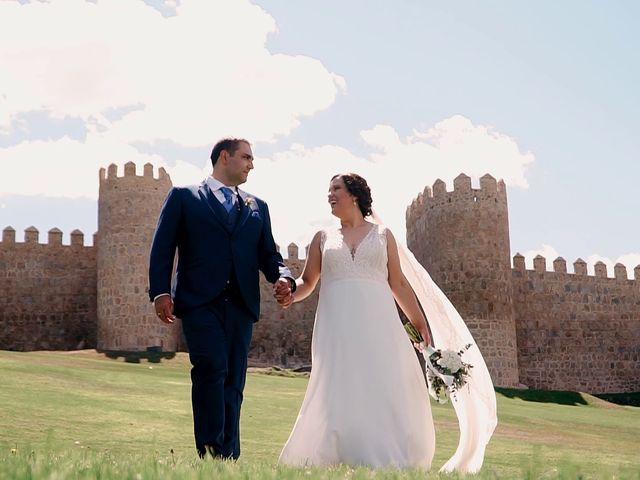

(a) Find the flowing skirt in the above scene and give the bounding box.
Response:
[279,277,435,468]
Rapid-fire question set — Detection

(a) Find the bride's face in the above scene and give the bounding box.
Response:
[328,177,357,217]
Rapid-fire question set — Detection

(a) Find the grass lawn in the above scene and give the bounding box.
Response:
[0,350,638,479]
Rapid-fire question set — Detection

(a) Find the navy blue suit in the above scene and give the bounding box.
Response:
[148,181,292,458]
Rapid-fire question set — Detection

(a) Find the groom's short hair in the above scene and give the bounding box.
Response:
[210,138,250,166]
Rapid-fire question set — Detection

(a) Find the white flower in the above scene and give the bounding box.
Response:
[437,350,464,373]
[244,196,256,207]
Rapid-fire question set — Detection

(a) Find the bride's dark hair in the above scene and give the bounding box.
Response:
[332,173,373,217]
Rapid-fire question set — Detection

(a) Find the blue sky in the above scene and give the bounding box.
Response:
[1,0,638,275]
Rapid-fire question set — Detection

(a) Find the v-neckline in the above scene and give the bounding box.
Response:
[340,223,376,261]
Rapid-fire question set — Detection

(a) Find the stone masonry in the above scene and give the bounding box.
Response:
[512,255,640,392]
[1,167,638,393]
[406,174,640,392]
[406,174,520,388]
[96,162,182,353]
[0,226,96,351]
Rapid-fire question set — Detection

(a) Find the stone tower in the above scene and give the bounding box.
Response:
[406,173,519,387]
[96,162,180,352]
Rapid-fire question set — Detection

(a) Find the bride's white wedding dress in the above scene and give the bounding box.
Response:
[278,224,436,468]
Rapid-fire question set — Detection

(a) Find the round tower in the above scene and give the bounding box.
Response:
[406,173,519,387]
[96,162,179,353]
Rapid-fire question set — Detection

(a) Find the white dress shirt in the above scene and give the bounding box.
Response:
[206,176,238,206]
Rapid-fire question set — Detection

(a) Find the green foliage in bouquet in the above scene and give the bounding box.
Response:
[424,344,474,403]
[403,321,423,344]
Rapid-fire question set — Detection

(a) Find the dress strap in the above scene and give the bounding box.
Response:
[375,224,388,246]
[319,229,327,251]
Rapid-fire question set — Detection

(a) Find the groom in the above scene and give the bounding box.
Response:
[148,138,294,459]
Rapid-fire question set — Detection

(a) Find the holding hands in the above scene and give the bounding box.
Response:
[153,278,295,324]
[274,277,294,308]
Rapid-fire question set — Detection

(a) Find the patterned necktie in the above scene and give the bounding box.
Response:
[220,186,234,213]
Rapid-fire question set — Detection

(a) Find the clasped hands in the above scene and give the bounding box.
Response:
[274,277,294,309]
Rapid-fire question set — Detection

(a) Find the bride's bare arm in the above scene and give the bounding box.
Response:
[385,229,433,346]
[291,230,323,303]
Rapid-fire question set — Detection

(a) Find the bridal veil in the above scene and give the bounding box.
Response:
[372,211,497,474]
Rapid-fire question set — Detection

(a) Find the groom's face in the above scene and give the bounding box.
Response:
[224,141,254,185]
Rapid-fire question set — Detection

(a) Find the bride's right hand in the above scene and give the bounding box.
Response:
[419,329,432,347]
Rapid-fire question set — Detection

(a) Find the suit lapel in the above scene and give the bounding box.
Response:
[198,182,232,232]
[233,189,253,235]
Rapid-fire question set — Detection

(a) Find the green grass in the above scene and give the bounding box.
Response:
[0,350,639,479]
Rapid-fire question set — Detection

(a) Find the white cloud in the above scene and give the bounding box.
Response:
[0,135,165,199]
[363,115,535,190]
[0,2,533,254]
[0,129,215,200]
[332,116,535,247]
[0,112,536,253]
[244,115,535,252]
[0,0,345,144]
[166,159,210,187]
[354,116,534,246]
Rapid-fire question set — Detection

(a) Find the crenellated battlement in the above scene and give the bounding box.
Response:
[0,224,98,352]
[407,173,507,218]
[1,226,95,247]
[98,162,171,186]
[512,253,640,281]
[511,251,639,393]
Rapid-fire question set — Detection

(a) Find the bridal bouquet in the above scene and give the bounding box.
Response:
[422,344,473,403]
[404,322,473,404]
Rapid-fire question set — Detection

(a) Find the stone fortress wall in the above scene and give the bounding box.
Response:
[252,245,317,368]
[511,255,640,393]
[0,226,96,351]
[1,167,638,393]
[406,174,640,393]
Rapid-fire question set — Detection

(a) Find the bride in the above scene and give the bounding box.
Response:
[277,173,497,472]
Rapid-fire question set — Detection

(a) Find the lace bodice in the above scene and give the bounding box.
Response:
[320,224,389,284]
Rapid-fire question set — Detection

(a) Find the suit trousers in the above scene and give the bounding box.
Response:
[180,293,254,459]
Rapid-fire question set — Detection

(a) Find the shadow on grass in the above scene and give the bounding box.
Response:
[496,387,589,406]
[497,387,640,407]
[100,346,176,364]
[248,366,310,378]
[594,392,640,407]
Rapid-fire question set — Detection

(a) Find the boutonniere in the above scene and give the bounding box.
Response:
[244,196,256,208]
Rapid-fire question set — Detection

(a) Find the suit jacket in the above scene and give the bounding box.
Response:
[148,181,293,321]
